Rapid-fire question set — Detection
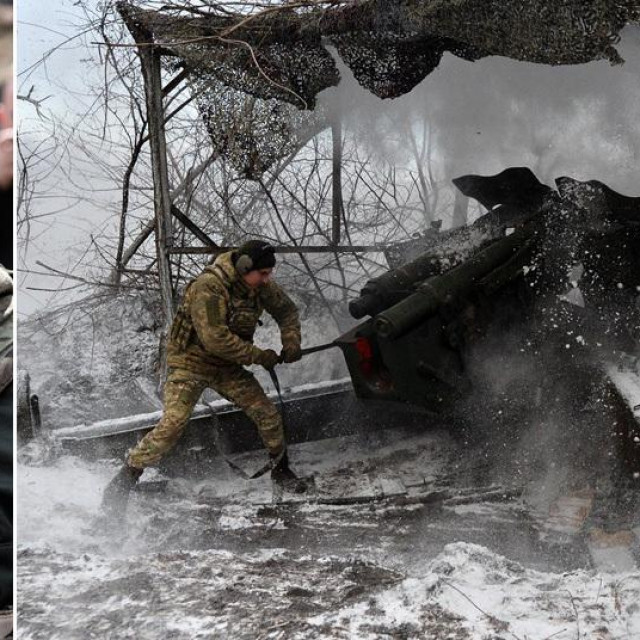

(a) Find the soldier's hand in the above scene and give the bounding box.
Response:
[280,343,302,363]
[255,348,280,370]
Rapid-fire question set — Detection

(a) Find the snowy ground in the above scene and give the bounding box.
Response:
[17,427,640,639]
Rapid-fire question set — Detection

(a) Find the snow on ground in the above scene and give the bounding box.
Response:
[17,429,640,639]
[319,543,640,640]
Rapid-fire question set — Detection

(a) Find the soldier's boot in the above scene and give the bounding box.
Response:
[101,464,144,517]
[270,451,308,494]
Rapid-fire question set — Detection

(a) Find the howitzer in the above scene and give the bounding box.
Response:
[336,226,537,409]
[335,167,640,411]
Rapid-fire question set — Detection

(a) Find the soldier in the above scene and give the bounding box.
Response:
[102,240,305,513]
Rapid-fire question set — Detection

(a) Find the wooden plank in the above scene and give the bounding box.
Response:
[314,472,407,504]
[540,489,595,541]
[162,67,188,97]
[375,476,407,499]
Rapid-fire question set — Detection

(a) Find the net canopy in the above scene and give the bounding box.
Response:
[118,0,639,175]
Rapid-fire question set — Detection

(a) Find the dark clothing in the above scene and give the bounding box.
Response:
[0,270,12,610]
[0,380,10,609]
[0,187,10,269]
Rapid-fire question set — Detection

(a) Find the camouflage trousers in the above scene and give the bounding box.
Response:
[127,366,284,469]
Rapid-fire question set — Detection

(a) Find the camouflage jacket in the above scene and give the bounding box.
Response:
[167,251,300,373]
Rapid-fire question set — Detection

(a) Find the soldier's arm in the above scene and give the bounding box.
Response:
[190,280,263,366]
[261,281,301,350]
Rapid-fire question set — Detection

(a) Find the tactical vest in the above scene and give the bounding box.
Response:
[168,262,263,363]
[211,263,263,342]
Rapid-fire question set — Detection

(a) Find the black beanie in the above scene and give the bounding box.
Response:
[234,240,276,271]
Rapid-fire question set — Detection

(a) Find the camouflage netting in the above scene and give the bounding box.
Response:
[118,0,640,173]
[119,0,640,105]
[188,74,327,177]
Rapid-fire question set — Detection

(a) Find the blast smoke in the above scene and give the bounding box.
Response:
[320,26,640,196]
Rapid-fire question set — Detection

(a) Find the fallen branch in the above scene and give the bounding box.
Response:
[441,579,520,639]
[565,589,580,640]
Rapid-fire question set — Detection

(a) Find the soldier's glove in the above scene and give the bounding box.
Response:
[280,343,302,363]
[254,348,280,370]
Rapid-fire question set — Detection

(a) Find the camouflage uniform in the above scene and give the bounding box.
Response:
[127,251,300,469]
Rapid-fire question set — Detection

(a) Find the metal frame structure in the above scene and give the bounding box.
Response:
[119,12,385,329]
[116,0,638,328]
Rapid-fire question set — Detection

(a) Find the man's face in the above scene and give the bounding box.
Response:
[242,267,273,288]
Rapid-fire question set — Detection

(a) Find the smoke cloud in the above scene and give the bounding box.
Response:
[320,26,640,195]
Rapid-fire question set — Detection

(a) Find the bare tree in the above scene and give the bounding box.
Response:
[18,0,461,328]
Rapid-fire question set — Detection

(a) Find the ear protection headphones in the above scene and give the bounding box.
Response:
[235,253,254,276]
[235,242,276,276]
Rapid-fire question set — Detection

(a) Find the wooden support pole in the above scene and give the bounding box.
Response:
[137,43,175,328]
[451,190,470,229]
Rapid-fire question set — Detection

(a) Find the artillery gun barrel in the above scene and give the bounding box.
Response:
[349,253,470,320]
[349,205,527,320]
[374,225,535,339]
[349,253,455,319]
[349,294,379,320]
